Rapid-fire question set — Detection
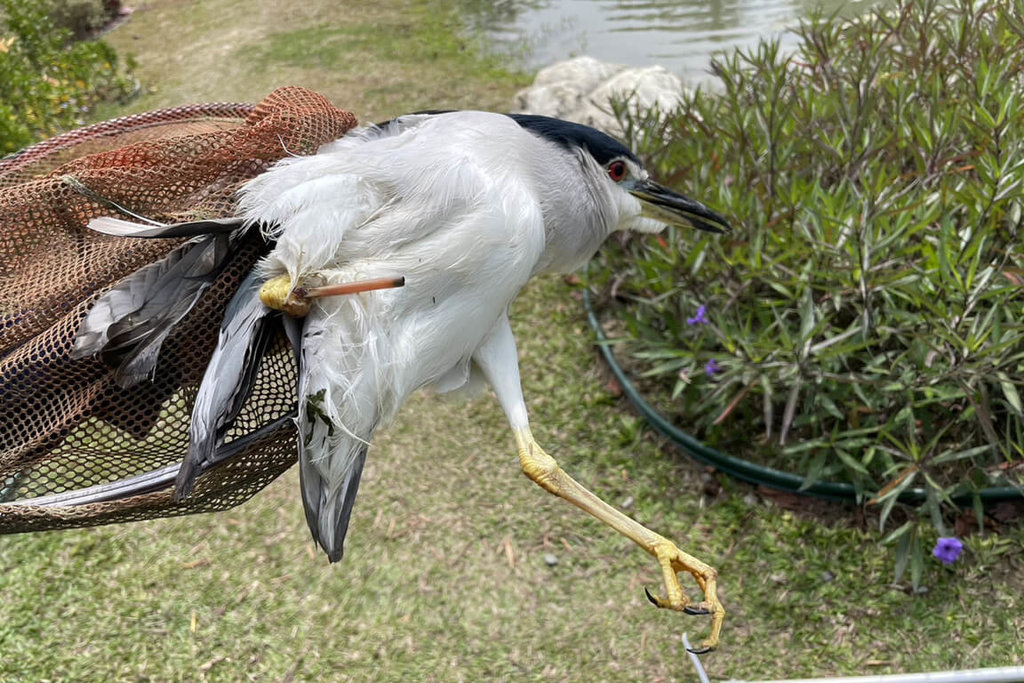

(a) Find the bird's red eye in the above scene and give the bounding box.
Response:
[607,160,626,182]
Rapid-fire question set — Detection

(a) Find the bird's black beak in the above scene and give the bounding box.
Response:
[629,179,731,234]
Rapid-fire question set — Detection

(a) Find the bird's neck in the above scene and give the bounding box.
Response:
[531,152,616,276]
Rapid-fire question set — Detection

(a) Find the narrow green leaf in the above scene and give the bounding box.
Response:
[997,372,1023,416]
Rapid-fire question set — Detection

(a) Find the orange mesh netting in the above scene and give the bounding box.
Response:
[0,87,358,533]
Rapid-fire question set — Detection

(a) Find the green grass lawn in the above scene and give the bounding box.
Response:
[2,1,1023,680]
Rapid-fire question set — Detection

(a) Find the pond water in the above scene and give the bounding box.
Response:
[457,0,887,84]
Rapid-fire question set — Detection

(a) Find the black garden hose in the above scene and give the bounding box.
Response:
[583,288,1023,507]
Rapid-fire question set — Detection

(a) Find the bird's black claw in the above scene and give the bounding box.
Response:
[645,588,710,616]
[686,644,713,655]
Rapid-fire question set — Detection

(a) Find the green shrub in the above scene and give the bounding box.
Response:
[590,0,1023,584]
[49,0,120,40]
[0,0,134,155]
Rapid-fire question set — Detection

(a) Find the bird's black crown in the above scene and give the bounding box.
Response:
[508,114,639,166]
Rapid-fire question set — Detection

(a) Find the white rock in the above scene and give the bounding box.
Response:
[578,65,685,135]
[514,83,587,120]
[514,56,687,138]
[591,66,684,116]
[533,55,623,91]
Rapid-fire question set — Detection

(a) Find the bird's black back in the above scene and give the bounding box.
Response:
[375,111,639,166]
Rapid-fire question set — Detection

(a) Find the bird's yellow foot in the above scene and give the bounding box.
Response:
[642,540,724,654]
[513,428,725,653]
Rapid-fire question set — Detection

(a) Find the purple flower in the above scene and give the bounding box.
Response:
[933,537,963,565]
[686,305,708,325]
[704,359,720,377]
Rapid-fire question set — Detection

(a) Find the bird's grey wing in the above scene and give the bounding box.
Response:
[175,270,290,500]
[71,233,239,386]
[87,215,246,238]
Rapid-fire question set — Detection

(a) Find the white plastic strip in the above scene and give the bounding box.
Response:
[682,634,711,683]
[732,667,1024,683]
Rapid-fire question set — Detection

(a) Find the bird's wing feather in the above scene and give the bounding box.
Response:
[72,233,237,385]
[87,215,246,238]
[175,270,284,499]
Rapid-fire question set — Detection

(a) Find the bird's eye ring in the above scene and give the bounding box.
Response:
[607,160,626,182]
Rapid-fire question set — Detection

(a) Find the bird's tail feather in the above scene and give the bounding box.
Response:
[300,443,367,563]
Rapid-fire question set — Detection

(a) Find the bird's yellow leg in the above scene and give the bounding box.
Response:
[514,426,724,653]
[472,315,725,651]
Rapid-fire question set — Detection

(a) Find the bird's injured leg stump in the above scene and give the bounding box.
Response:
[259,274,406,317]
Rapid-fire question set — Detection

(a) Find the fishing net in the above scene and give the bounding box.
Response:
[0,87,358,533]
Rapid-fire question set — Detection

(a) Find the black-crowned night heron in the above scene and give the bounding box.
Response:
[80,110,730,651]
